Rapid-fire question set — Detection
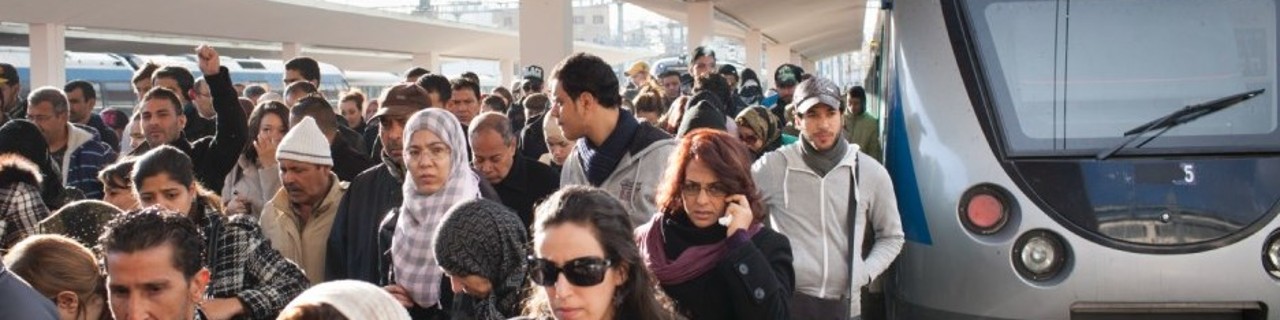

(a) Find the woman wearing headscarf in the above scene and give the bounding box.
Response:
[279,280,410,320]
[734,106,796,160]
[434,199,528,320]
[382,108,484,318]
[36,199,121,249]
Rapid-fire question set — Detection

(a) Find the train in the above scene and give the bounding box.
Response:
[874,0,1280,319]
[0,46,353,112]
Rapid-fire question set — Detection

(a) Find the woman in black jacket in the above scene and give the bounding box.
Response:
[635,128,794,320]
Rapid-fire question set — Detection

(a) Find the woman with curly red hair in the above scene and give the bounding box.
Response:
[635,128,794,319]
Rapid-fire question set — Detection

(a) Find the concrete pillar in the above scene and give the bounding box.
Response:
[412,52,439,73]
[282,42,303,60]
[520,0,571,75]
[686,1,714,53]
[765,43,792,87]
[28,23,66,88]
[499,59,514,88]
[744,29,764,72]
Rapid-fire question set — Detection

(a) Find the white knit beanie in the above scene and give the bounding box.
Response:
[282,280,410,320]
[276,116,333,166]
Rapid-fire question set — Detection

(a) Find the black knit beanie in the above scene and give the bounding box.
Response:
[677,100,728,138]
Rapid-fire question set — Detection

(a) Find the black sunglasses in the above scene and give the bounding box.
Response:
[529,256,613,287]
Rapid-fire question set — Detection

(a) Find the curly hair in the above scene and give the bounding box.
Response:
[655,128,767,223]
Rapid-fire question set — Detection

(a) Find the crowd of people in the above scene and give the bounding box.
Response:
[0,43,900,320]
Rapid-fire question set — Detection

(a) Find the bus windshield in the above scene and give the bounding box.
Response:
[964,0,1279,157]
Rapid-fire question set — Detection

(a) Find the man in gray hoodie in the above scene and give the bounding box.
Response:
[552,52,675,226]
[751,76,904,319]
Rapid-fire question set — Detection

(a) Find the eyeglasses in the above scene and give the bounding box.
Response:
[529,256,612,287]
[681,182,728,199]
[409,143,451,162]
[739,134,759,145]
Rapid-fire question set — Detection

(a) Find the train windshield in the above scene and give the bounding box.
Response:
[964,0,1279,157]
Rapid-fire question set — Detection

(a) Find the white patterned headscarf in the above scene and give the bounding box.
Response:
[392,108,481,308]
[283,280,411,320]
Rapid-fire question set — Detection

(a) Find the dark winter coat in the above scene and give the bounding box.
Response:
[493,155,559,229]
[331,134,375,182]
[657,226,794,320]
[326,163,403,284]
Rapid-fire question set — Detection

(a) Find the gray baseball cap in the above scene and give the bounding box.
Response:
[793,76,843,114]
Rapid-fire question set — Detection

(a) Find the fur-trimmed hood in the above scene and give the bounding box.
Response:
[0,155,42,191]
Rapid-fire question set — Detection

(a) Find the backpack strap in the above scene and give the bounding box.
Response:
[846,154,859,295]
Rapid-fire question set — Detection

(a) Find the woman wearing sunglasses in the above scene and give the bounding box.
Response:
[734,106,796,160]
[521,186,682,320]
[636,128,794,319]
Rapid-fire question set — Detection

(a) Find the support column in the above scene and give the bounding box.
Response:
[412,52,440,73]
[686,1,714,53]
[520,0,571,74]
[29,23,66,88]
[744,29,764,72]
[765,43,792,86]
[282,42,303,60]
[801,57,816,74]
[499,59,514,88]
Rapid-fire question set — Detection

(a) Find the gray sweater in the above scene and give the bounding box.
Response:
[751,143,904,317]
[560,127,675,227]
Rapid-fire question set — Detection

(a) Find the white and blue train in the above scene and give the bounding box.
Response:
[0,46,350,112]
[875,0,1280,319]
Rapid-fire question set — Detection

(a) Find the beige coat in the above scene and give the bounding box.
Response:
[260,173,348,284]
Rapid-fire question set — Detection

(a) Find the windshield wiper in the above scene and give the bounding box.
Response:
[1096,89,1266,160]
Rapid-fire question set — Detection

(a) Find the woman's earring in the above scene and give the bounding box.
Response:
[612,287,627,308]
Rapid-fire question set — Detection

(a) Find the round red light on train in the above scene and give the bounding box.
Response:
[959,184,1014,235]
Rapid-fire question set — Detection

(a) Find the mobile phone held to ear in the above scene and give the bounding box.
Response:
[720,195,745,226]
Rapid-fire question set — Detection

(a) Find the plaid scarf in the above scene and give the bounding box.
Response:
[392,109,480,308]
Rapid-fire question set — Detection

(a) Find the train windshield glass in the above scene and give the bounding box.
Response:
[965,0,1279,157]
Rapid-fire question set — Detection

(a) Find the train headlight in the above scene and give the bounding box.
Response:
[1013,230,1068,281]
[1265,230,1280,278]
[959,184,1015,235]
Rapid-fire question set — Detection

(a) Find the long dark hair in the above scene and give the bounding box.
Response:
[656,129,767,223]
[243,101,291,167]
[524,186,682,320]
[131,146,221,220]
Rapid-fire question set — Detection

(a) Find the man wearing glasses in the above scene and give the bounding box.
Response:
[24,87,117,199]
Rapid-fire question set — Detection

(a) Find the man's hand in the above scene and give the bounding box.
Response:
[384,284,414,308]
[196,45,221,76]
[201,298,245,320]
